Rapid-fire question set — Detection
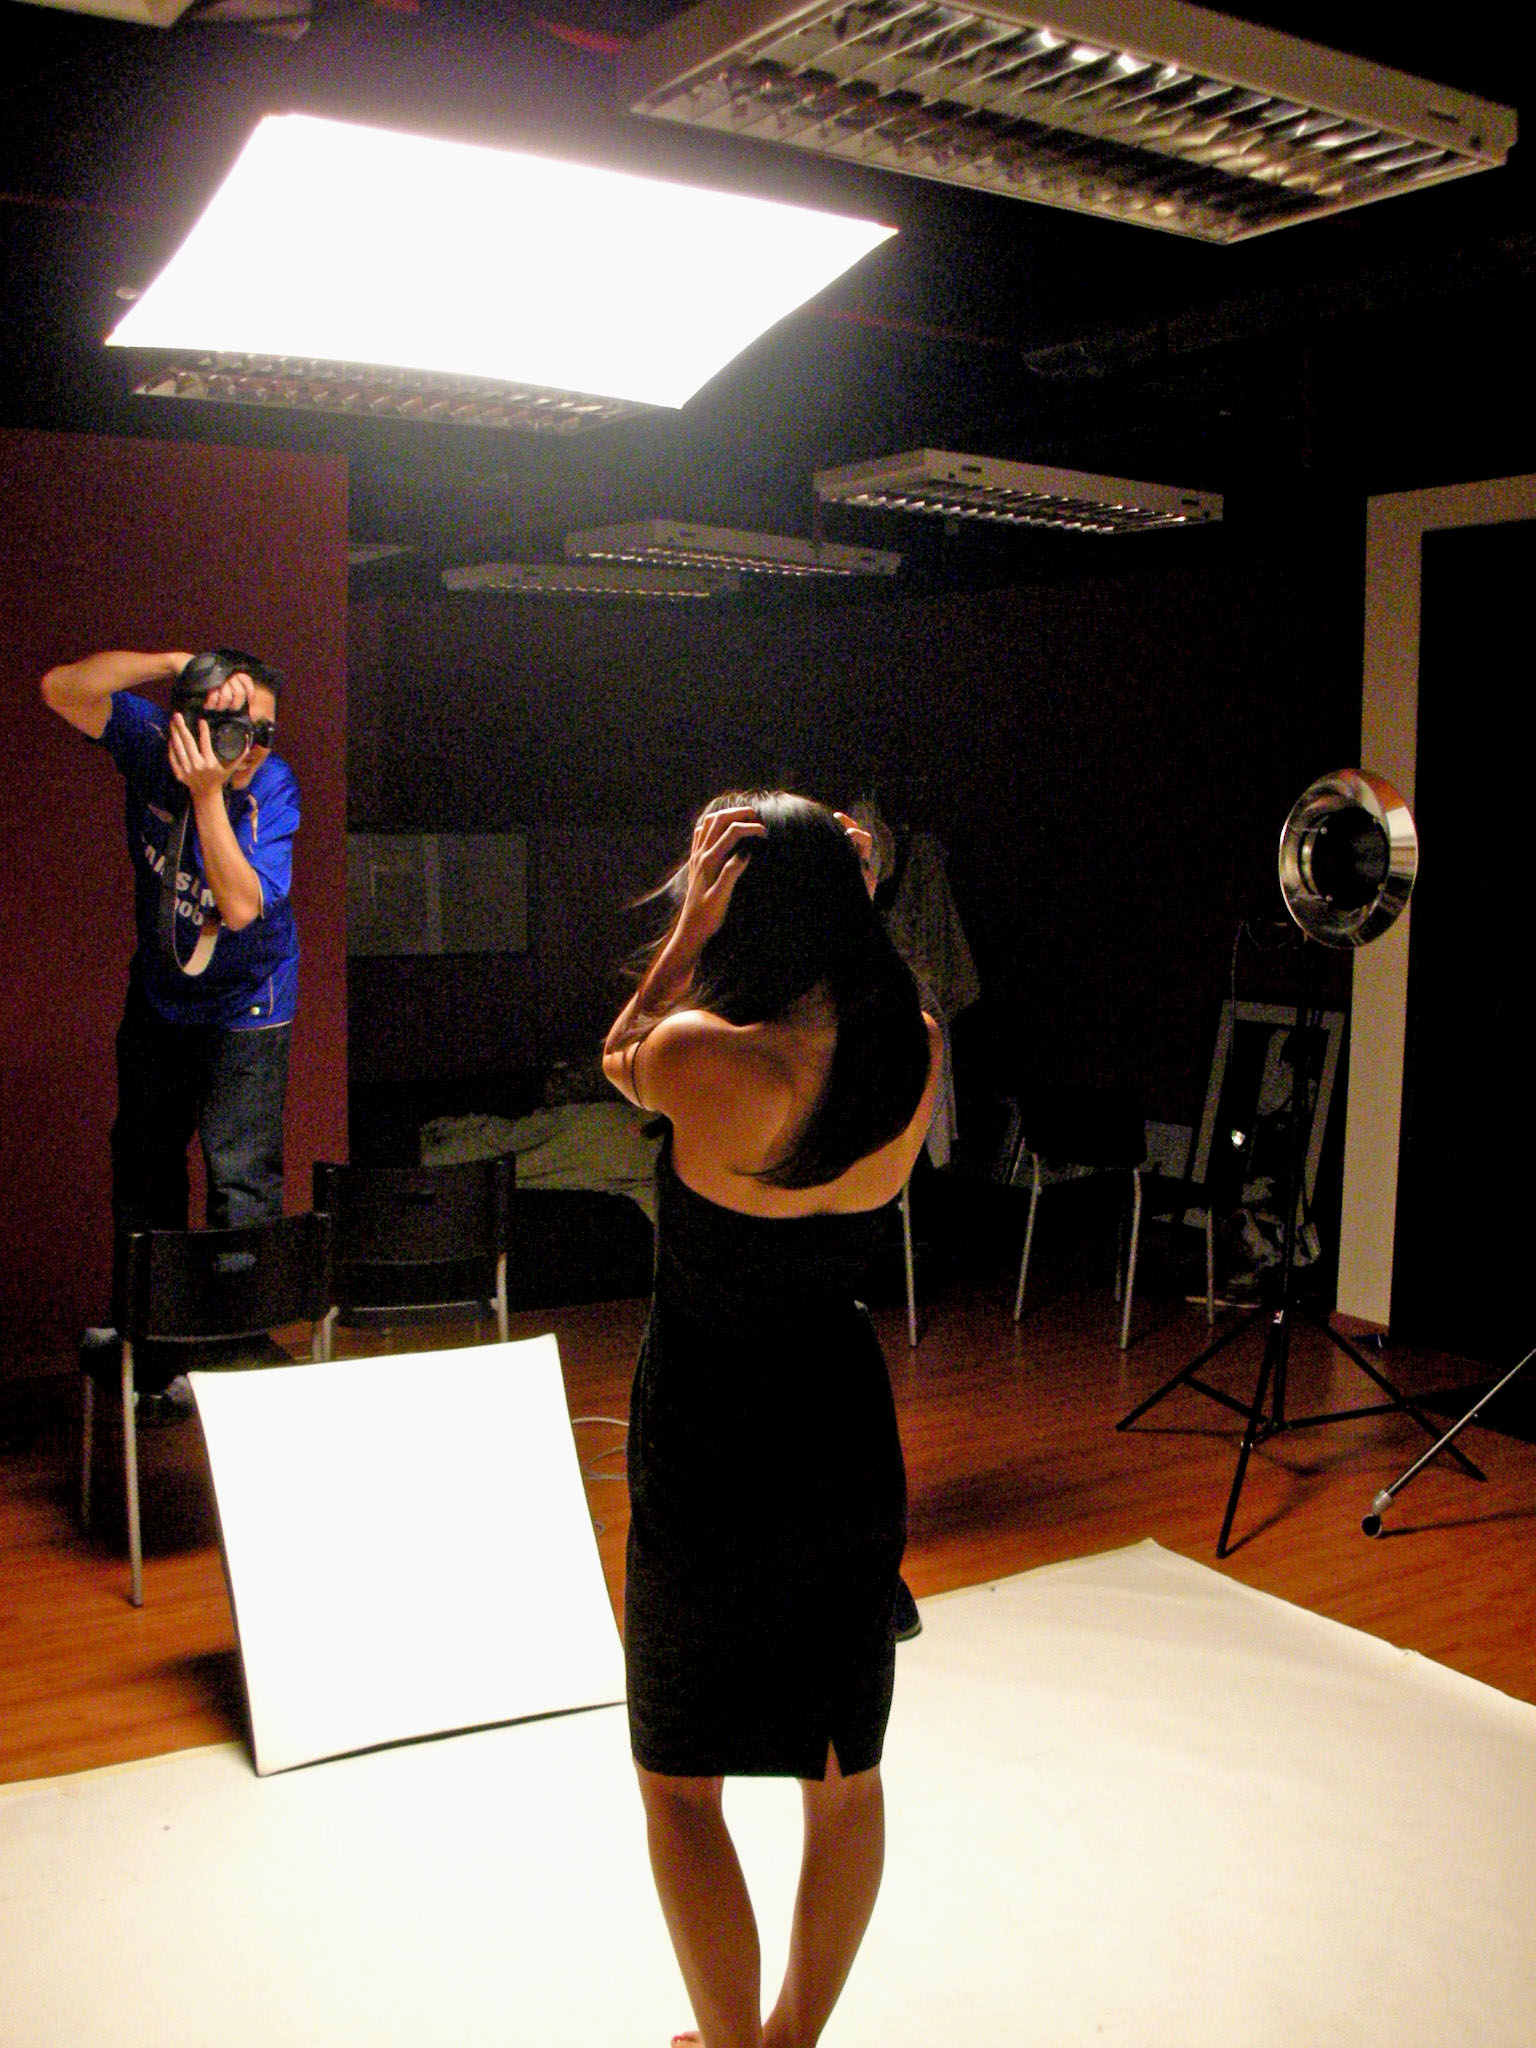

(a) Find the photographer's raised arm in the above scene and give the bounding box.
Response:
[39,650,192,739]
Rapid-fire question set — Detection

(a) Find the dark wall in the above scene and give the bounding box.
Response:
[349,512,1364,1130]
[0,429,348,1382]
[1393,519,1535,1363]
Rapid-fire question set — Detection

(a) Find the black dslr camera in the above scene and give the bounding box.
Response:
[172,649,279,767]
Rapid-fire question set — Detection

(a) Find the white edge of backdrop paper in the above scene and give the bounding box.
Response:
[190,1333,625,1775]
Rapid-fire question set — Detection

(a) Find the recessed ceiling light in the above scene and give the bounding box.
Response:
[443,561,739,599]
[107,112,897,408]
[815,448,1221,532]
[565,518,901,576]
[623,0,1516,243]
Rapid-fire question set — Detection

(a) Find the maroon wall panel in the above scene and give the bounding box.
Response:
[0,429,347,1380]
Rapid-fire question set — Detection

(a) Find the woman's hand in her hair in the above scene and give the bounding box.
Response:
[673,804,766,960]
[834,811,878,899]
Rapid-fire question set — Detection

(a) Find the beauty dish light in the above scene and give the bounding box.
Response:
[565,519,901,577]
[622,0,1516,244]
[108,113,897,410]
[815,449,1220,532]
[443,562,740,600]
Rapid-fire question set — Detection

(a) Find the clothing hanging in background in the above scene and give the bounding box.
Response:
[851,798,980,1169]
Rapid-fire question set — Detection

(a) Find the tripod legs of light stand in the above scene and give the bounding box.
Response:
[1118,1275,1487,1558]
[1362,1341,1535,1536]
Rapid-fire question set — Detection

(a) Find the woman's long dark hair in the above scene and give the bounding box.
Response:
[630,790,929,1188]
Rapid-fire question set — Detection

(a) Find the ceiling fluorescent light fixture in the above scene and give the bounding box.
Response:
[18,0,195,23]
[348,543,417,567]
[135,356,642,433]
[815,448,1220,531]
[622,0,1516,243]
[443,562,739,600]
[566,519,901,577]
[107,113,896,408]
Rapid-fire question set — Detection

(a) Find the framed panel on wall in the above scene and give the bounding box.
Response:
[347,833,528,956]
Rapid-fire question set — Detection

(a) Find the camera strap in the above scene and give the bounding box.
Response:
[156,791,223,977]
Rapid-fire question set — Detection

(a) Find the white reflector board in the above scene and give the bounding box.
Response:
[107,113,896,408]
[190,1335,625,1775]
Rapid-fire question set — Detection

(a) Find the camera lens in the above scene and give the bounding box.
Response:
[211,717,250,765]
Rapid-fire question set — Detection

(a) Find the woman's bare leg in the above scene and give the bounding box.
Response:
[762,1749,885,2048]
[636,1764,763,2048]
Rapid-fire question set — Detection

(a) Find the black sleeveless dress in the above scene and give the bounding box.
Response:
[624,1140,907,1780]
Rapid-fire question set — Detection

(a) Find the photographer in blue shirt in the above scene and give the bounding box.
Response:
[41,648,300,1240]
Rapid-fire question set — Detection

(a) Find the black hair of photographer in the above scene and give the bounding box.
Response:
[40,646,302,1249]
[172,648,285,768]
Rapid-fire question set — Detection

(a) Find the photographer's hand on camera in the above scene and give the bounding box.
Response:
[168,681,266,933]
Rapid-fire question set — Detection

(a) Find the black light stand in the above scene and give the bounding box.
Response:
[1117,944,1482,1556]
[1117,770,1481,1557]
[1362,1340,1535,1535]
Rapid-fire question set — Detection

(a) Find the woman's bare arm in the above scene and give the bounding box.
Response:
[602,804,764,1107]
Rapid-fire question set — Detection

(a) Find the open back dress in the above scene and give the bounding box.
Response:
[624,1137,907,1780]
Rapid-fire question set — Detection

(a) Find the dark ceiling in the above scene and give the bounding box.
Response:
[3,0,1533,587]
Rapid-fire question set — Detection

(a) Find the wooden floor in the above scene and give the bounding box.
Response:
[4,1267,1534,1786]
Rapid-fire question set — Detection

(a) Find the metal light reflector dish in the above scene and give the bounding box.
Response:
[815,447,1220,531]
[622,0,1516,243]
[566,518,902,576]
[443,562,740,599]
[107,113,897,409]
[1278,769,1417,948]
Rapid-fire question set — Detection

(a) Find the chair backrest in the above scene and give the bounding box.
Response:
[312,1157,512,1268]
[113,1210,335,1345]
[1023,1084,1146,1172]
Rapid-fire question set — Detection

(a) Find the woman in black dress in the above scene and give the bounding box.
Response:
[603,793,940,2048]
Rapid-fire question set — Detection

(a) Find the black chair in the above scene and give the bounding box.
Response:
[1117,1001,1322,1349]
[1118,1161,1222,1350]
[81,1211,336,1608]
[312,1156,513,1343]
[1010,1086,1149,1346]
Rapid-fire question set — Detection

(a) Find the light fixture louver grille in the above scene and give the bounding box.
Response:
[348,543,417,567]
[814,449,1220,530]
[565,518,901,577]
[133,355,644,433]
[443,562,739,599]
[623,0,1515,242]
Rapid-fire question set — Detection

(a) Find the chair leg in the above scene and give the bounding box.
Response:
[1205,1211,1216,1325]
[1119,1169,1143,1351]
[495,1251,509,1344]
[1012,1156,1042,1323]
[80,1372,95,1531]
[900,1178,917,1349]
[122,1340,143,1609]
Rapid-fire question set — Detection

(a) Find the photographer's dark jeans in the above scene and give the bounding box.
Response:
[112,983,291,1235]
